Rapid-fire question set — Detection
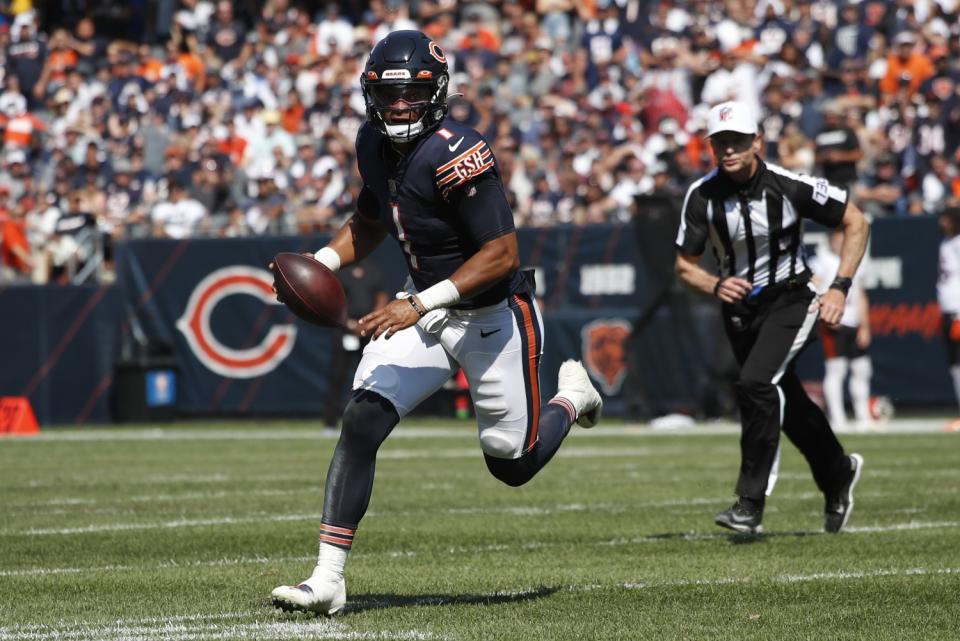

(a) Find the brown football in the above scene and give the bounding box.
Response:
[272,252,347,328]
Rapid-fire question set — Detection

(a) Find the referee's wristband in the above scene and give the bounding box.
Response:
[713,277,727,297]
[829,276,852,296]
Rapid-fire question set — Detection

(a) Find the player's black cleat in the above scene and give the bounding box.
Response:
[824,453,863,533]
[715,498,764,534]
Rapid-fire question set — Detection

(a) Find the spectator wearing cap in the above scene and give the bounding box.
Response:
[151,180,208,238]
[815,102,863,194]
[879,32,935,100]
[855,154,908,217]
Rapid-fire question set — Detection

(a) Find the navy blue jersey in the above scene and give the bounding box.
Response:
[355,118,531,308]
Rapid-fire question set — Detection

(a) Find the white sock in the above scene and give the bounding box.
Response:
[314,542,348,579]
[823,358,849,426]
[849,357,872,423]
[951,366,960,415]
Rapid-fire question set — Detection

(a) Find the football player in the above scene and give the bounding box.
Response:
[810,229,875,431]
[271,30,603,615]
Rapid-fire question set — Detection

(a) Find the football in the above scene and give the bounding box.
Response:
[271,252,347,328]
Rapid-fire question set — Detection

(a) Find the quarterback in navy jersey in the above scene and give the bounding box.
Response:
[271,30,603,616]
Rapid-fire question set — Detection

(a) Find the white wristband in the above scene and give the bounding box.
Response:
[416,279,461,312]
[314,247,341,273]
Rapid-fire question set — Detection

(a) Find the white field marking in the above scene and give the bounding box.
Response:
[0,616,438,641]
[8,417,950,443]
[3,569,959,641]
[0,489,921,536]
[0,610,440,641]
[4,519,959,579]
[21,487,325,509]
[15,514,322,536]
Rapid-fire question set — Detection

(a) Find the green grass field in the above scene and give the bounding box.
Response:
[1,420,958,641]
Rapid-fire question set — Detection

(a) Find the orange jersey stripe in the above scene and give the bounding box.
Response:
[514,295,541,450]
[436,141,486,173]
[436,152,493,186]
[320,524,355,536]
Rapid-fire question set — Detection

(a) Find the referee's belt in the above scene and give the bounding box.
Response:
[743,272,811,304]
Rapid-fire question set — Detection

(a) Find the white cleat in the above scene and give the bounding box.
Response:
[271,567,346,616]
[556,360,603,428]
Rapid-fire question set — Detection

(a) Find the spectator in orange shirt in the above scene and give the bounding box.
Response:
[281,89,304,134]
[458,14,500,52]
[879,32,934,100]
[2,99,45,149]
[0,188,33,281]
[33,29,78,101]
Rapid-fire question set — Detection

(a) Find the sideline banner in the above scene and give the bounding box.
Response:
[0,218,952,424]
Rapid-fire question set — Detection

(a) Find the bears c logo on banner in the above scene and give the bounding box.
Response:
[582,319,633,395]
[176,266,297,379]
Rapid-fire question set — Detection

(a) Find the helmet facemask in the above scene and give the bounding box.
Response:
[363,74,449,142]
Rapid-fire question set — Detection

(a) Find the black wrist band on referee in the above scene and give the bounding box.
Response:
[407,296,427,317]
[713,277,727,297]
[829,276,852,295]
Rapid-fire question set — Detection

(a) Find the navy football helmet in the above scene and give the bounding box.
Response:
[360,30,449,142]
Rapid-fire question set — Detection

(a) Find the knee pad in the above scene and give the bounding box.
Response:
[479,427,523,459]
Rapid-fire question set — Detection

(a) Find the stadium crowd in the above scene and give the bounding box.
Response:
[0,0,959,284]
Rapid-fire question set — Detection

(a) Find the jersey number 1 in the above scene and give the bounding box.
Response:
[391,202,419,270]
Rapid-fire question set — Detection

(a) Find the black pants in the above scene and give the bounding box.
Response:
[722,284,849,501]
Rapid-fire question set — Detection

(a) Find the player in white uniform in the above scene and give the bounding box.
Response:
[937,205,960,421]
[810,229,873,430]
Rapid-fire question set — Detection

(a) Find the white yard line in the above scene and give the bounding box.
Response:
[3,519,958,578]
[0,490,937,536]
[1,567,957,641]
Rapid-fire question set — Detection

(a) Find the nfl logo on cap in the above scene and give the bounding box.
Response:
[707,101,758,137]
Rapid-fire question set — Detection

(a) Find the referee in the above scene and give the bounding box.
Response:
[675,101,869,534]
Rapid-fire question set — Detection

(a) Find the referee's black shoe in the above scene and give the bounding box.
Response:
[715,497,764,534]
[824,453,864,533]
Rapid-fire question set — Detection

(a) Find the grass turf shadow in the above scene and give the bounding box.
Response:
[343,585,559,614]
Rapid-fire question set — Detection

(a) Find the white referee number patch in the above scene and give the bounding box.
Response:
[813,178,830,205]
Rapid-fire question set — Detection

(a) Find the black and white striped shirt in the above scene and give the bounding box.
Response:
[675,160,848,287]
